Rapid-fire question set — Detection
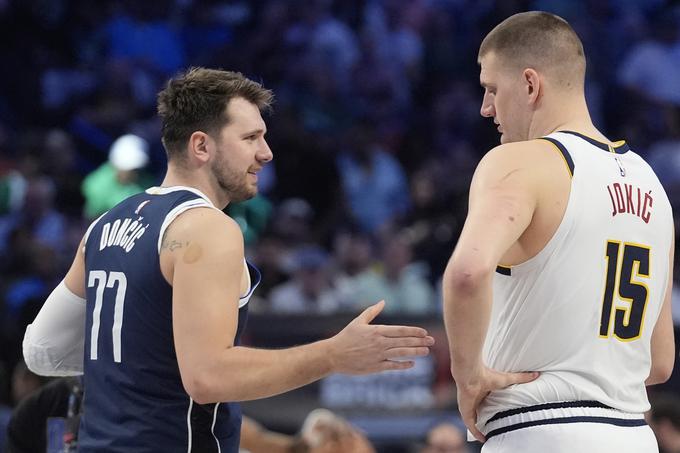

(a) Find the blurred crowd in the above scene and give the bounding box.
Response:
[2,0,680,450]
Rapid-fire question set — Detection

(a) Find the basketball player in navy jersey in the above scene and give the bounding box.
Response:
[23,68,434,452]
[443,12,675,452]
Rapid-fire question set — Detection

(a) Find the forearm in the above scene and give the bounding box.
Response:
[189,339,335,403]
[443,265,493,385]
[23,281,86,376]
[645,304,675,386]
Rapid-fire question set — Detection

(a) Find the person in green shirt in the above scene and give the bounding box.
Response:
[81,134,153,219]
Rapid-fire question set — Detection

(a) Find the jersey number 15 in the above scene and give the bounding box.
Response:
[599,241,650,341]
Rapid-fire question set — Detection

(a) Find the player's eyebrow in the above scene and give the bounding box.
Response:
[241,128,266,138]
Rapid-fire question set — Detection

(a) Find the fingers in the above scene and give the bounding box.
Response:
[495,371,540,389]
[460,406,486,443]
[384,346,431,359]
[375,324,429,338]
[379,359,414,371]
[468,423,486,443]
[384,335,435,348]
[355,300,385,323]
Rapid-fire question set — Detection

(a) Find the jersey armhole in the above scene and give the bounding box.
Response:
[157,199,216,254]
[82,212,108,254]
[539,137,575,178]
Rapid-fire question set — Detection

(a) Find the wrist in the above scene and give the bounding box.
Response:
[314,338,337,375]
[451,361,484,387]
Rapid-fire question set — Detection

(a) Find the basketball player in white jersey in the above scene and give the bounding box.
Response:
[443,12,675,452]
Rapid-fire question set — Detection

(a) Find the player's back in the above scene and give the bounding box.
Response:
[80,186,255,452]
[479,131,673,431]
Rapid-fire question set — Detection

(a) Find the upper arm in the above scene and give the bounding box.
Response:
[648,227,675,384]
[164,208,244,386]
[63,237,87,298]
[447,143,541,277]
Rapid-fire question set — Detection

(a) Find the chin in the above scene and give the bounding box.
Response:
[240,188,259,203]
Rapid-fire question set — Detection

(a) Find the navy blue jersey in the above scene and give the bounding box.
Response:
[80,186,259,453]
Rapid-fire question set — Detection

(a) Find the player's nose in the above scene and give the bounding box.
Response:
[480,94,495,118]
[258,138,273,163]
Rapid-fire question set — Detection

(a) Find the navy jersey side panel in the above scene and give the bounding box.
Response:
[79,190,244,453]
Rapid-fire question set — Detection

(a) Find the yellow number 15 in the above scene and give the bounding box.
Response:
[599,241,650,342]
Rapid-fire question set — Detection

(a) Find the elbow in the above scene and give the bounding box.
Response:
[183,374,216,405]
[22,328,49,376]
[23,348,54,377]
[443,259,494,296]
[23,352,43,376]
[647,360,675,386]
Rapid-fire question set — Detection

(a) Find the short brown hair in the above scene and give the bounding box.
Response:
[157,67,273,161]
[479,12,586,89]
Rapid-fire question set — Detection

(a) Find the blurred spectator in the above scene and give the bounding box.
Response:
[331,228,376,310]
[270,197,315,246]
[227,194,273,246]
[284,0,360,92]
[647,106,680,208]
[2,242,60,353]
[337,125,411,234]
[648,392,680,453]
[299,408,375,453]
[0,176,67,258]
[6,377,81,453]
[400,161,466,284]
[249,234,290,305]
[269,245,345,314]
[10,362,44,406]
[619,8,680,106]
[420,418,469,453]
[0,362,10,452]
[249,198,317,304]
[41,129,85,218]
[81,133,151,219]
[350,232,435,314]
[103,1,185,75]
[0,169,26,216]
[362,0,427,86]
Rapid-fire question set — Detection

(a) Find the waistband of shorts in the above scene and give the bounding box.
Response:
[483,401,647,440]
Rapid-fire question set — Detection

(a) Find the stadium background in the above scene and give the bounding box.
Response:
[1,0,680,451]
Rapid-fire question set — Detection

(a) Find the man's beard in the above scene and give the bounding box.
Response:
[211,158,256,203]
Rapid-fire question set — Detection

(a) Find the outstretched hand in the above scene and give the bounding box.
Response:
[456,366,539,442]
[329,300,435,374]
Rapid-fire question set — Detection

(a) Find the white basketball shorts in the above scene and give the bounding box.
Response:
[479,401,658,453]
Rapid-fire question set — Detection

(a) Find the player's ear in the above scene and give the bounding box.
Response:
[187,131,212,164]
[523,68,541,106]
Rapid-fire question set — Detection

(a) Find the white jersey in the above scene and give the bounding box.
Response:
[478,131,673,433]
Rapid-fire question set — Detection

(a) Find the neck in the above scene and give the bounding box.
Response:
[161,165,230,209]
[527,90,610,143]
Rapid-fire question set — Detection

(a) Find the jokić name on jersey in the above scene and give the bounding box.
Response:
[606,182,653,223]
[99,217,150,253]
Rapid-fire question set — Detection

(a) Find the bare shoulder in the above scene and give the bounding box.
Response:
[160,207,243,255]
[472,140,548,181]
[479,140,555,168]
[474,139,566,184]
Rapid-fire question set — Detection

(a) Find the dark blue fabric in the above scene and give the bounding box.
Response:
[79,189,250,453]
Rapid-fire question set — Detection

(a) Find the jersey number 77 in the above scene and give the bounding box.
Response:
[88,270,128,363]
